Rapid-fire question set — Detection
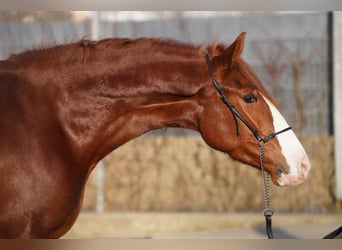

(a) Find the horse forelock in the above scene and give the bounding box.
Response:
[203,42,226,57]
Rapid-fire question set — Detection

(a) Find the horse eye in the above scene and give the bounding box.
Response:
[243,93,257,103]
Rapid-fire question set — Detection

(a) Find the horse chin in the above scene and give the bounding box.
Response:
[276,173,306,187]
[269,173,283,186]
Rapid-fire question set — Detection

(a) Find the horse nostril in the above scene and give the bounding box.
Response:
[276,165,288,176]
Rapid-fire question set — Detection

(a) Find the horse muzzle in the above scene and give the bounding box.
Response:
[276,156,311,186]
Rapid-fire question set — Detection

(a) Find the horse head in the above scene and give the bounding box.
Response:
[199,32,311,186]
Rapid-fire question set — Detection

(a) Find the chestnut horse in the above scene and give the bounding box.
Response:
[0,32,310,238]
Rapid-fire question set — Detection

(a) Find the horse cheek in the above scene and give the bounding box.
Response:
[198,108,238,153]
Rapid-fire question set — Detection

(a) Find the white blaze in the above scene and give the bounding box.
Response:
[263,97,311,186]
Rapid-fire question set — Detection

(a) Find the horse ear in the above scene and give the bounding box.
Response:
[224,32,246,66]
[230,32,246,59]
[212,32,247,71]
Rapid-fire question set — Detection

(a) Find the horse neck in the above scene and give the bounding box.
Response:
[58,47,208,169]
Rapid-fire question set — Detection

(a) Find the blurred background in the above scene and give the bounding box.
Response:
[1,11,341,238]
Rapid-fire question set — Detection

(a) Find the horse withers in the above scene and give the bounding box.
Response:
[0,32,310,238]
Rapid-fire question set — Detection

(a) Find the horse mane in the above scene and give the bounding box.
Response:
[95,37,197,49]
[5,37,228,69]
[6,41,74,63]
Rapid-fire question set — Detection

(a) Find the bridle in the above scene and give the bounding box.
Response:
[205,54,292,239]
[205,54,291,144]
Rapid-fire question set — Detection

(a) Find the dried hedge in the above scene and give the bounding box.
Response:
[83,136,338,213]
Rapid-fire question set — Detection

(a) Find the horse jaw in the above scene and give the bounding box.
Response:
[263,97,311,186]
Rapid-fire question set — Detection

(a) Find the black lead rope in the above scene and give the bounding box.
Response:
[205,54,292,239]
[259,142,274,239]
